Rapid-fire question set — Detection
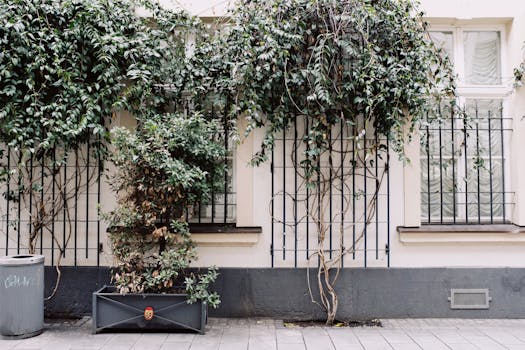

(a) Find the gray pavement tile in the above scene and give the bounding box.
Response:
[249,327,275,337]
[275,329,303,344]
[104,333,141,346]
[222,328,250,338]
[0,342,18,350]
[67,339,107,349]
[332,346,363,350]
[405,331,450,350]
[379,330,414,344]
[302,329,334,350]
[165,334,196,342]
[12,341,51,349]
[431,330,470,344]
[190,333,222,350]
[218,342,248,350]
[131,344,162,350]
[40,345,71,350]
[446,344,479,350]
[160,342,192,350]
[325,329,361,346]
[277,343,306,350]
[357,343,393,350]
[353,334,393,350]
[248,336,277,350]
[190,345,220,350]
[482,330,524,345]
[461,334,507,350]
[100,345,136,350]
[390,344,421,350]
[409,342,449,350]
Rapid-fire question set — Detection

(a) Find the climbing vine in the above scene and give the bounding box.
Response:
[210,0,456,324]
[0,0,203,298]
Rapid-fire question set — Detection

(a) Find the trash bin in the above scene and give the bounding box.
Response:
[0,254,44,339]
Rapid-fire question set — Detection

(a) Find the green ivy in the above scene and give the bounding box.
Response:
[0,0,199,159]
[206,0,455,178]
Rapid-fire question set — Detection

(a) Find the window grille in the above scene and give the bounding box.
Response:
[421,99,511,223]
[188,127,236,224]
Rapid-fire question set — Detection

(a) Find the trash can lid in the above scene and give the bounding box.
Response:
[0,255,44,266]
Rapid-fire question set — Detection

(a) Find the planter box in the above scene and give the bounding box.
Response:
[92,286,207,334]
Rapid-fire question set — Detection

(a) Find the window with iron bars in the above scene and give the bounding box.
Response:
[189,123,236,224]
[180,96,236,225]
[421,26,512,224]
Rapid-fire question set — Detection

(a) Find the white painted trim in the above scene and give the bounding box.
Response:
[399,231,525,244]
[193,232,259,246]
[398,225,525,244]
[235,117,255,227]
[403,130,421,227]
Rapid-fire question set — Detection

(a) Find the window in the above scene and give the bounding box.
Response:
[185,26,238,226]
[421,26,512,224]
[189,125,237,224]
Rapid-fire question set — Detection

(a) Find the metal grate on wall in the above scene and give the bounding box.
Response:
[0,133,236,266]
[270,117,391,268]
[0,141,104,266]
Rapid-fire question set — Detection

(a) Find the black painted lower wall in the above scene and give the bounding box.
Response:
[44,267,525,319]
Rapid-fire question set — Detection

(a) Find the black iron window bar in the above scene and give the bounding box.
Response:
[421,100,512,224]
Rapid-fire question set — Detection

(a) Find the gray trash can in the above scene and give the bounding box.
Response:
[0,254,44,339]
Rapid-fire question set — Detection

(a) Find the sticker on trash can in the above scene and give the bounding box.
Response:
[144,306,154,320]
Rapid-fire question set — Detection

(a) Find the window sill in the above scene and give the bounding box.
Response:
[189,224,262,247]
[397,224,525,244]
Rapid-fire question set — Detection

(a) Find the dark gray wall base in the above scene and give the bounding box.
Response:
[44,267,525,320]
[44,267,111,318]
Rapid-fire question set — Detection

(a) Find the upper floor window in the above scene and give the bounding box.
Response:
[421,26,512,224]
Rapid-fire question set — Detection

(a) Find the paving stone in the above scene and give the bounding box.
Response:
[389,344,420,350]
[379,330,414,344]
[248,335,277,350]
[461,334,507,350]
[446,344,479,350]
[275,329,304,344]
[406,331,450,350]
[507,345,525,350]
[276,343,305,350]
[431,330,470,344]
[100,345,134,350]
[165,334,196,342]
[159,342,191,350]
[481,330,524,345]
[353,333,393,350]
[302,328,334,350]
[326,329,361,347]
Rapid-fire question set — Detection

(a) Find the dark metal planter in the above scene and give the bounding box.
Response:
[92,286,207,334]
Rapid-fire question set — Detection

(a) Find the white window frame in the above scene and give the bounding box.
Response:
[419,24,513,224]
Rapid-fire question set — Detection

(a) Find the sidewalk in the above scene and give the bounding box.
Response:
[2,318,525,350]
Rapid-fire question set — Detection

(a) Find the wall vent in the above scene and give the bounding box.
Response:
[448,289,491,309]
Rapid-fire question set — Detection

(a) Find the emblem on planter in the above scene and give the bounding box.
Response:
[144,306,154,321]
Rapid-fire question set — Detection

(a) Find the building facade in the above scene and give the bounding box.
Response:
[2,0,525,319]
